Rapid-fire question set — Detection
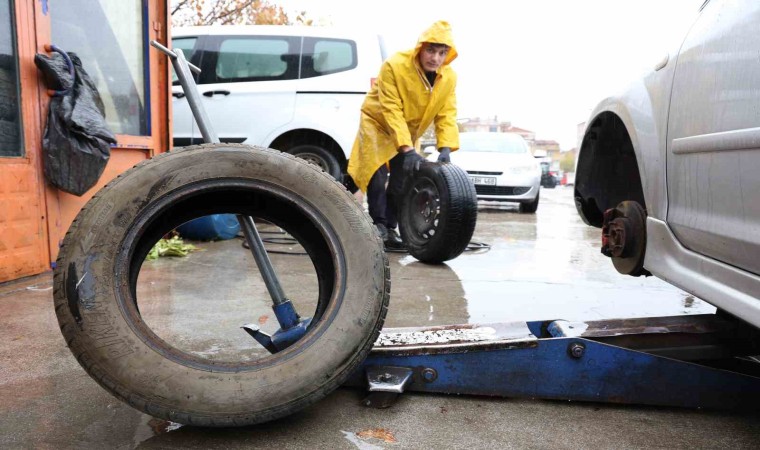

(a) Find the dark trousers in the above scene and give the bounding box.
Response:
[367,153,407,229]
[367,163,397,229]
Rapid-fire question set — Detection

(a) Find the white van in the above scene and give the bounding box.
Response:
[171,25,387,181]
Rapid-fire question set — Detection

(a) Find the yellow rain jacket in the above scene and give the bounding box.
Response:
[347,20,460,192]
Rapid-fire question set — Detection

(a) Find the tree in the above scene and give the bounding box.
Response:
[171,0,312,27]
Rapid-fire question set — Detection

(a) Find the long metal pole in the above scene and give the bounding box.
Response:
[172,48,219,144]
[151,40,288,307]
[238,215,287,305]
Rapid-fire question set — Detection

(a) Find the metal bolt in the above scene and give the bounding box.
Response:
[421,368,438,383]
[607,218,628,257]
[568,342,586,359]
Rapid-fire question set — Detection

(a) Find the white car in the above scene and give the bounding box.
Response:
[575,0,760,328]
[171,25,387,182]
[430,132,541,213]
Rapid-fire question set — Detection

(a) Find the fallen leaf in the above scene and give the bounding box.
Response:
[258,315,269,325]
[357,428,397,443]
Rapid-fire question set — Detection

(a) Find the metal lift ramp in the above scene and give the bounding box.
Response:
[347,313,760,410]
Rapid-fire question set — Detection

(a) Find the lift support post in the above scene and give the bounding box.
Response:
[346,314,760,410]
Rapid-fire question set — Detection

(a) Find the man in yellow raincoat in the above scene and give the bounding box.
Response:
[347,20,460,250]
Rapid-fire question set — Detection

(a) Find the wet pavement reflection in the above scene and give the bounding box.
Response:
[384,187,714,328]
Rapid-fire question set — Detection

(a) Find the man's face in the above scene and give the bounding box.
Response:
[418,43,449,72]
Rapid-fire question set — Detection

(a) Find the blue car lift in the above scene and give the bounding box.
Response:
[154,40,760,413]
[346,313,760,410]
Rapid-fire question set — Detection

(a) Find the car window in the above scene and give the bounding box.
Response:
[459,134,529,154]
[300,37,357,79]
[0,0,23,157]
[171,37,197,84]
[212,36,299,83]
[51,0,148,135]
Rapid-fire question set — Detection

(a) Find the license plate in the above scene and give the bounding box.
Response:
[469,176,496,186]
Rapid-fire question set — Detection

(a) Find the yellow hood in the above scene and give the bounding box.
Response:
[413,20,458,67]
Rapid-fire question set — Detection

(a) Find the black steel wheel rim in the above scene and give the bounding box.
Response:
[298,152,329,171]
[404,176,442,245]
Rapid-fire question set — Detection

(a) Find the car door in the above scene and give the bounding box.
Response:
[666,0,760,275]
[193,34,300,145]
[171,35,202,147]
[295,36,368,154]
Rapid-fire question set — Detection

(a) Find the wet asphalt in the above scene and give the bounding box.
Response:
[2,186,759,449]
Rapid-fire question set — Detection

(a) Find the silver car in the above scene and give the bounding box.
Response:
[430,132,541,213]
[575,0,760,328]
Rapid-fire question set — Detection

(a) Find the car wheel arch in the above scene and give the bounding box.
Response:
[269,128,347,169]
[575,111,647,228]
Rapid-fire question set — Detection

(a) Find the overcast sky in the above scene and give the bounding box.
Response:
[277,0,705,149]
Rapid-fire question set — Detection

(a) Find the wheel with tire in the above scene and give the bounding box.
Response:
[53,143,390,427]
[398,161,478,264]
[519,192,539,213]
[288,144,342,182]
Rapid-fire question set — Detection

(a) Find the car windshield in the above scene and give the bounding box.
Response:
[458,133,528,154]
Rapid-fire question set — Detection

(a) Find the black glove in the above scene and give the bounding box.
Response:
[437,147,451,163]
[401,150,425,178]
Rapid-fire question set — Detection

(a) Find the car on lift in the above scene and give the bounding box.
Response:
[429,131,541,213]
[574,0,760,329]
[171,25,387,183]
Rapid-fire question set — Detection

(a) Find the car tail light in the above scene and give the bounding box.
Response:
[370,77,377,89]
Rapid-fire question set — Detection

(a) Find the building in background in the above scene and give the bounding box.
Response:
[533,139,561,161]
[458,118,562,162]
[459,116,512,133]
[503,125,535,143]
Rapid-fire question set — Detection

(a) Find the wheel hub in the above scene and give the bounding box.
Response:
[298,154,326,170]
[409,184,440,239]
[600,200,649,276]
[605,217,631,257]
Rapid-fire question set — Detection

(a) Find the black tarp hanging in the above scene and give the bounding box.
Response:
[34,49,116,196]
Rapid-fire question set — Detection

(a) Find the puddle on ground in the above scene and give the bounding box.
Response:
[383,189,715,328]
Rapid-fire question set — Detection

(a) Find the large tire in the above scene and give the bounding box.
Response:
[519,192,539,214]
[53,143,390,427]
[398,162,478,263]
[288,144,342,182]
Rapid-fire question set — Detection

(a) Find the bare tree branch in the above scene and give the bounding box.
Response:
[213,0,257,23]
[171,0,191,16]
[171,0,310,27]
